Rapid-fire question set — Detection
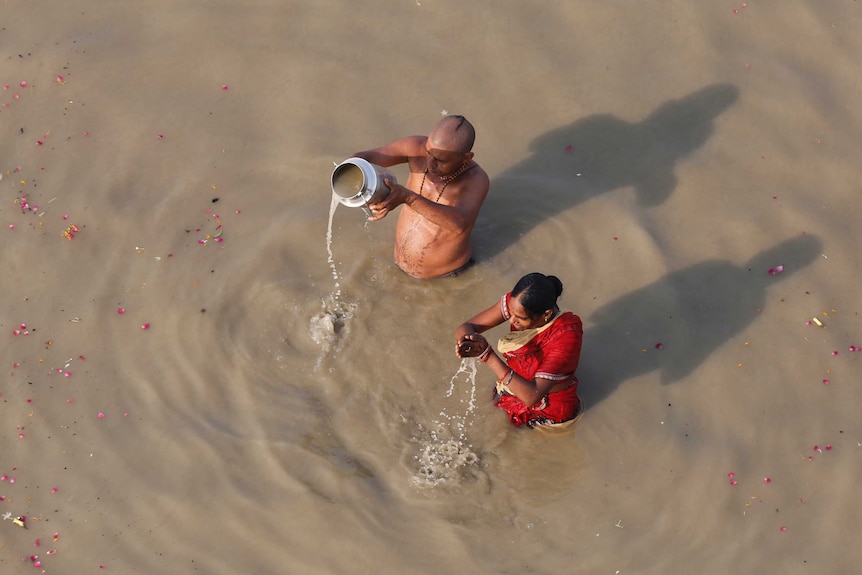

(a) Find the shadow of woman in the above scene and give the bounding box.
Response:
[577,234,823,409]
[474,84,740,260]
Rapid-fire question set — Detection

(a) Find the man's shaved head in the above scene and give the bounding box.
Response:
[429,115,476,154]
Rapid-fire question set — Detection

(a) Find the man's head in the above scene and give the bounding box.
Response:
[425,115,476,176]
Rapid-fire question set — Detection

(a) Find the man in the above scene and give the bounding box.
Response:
[352,115,489,279]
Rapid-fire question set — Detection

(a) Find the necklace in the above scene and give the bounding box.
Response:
[419,161,471,202]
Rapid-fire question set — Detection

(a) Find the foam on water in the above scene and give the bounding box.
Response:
[410,358,481,488]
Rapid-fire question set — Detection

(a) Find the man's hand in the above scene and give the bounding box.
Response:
[367,178,410,222]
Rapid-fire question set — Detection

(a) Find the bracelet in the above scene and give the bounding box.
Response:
[478,345,493,362]
[496,369,514,386]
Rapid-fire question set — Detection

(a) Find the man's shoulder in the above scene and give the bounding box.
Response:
[462,163,490,191]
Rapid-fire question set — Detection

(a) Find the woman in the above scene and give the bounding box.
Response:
[454,273,583,428]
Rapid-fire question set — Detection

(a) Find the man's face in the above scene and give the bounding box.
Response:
[424,143,465,176]
[425,124,469,176]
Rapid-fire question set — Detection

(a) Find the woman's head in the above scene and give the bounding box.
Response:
[509,273,564,330]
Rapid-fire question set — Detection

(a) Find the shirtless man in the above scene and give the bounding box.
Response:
[352,115,490,279]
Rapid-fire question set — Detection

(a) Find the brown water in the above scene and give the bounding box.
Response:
[331,163,364,201]
[2,1,861,574]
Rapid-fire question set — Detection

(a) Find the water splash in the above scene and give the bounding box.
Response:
[325,192,342,296]
[411,359,481,488]
[310,193,357,372]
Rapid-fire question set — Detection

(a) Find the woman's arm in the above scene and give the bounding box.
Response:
[481,352,559,407]
[454,300,506,345]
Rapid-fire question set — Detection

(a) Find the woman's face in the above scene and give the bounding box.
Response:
[508,294,550,331]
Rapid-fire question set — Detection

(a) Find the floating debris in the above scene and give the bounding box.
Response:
[63,224,80,239]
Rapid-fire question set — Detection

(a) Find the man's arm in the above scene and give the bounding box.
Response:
[400,175,488,232]
[353,135,426,168]
[367,170,489,232]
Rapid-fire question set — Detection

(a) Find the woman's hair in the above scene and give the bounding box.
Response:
[511,273,564,317]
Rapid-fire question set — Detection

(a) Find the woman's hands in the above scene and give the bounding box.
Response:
[455,333,490,359]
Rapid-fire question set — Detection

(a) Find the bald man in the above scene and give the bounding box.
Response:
[352,115,490,279]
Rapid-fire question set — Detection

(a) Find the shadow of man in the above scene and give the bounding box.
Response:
[475,84,740,260]
[577,234,823,408]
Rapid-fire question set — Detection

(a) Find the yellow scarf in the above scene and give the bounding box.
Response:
[496,310,568,355]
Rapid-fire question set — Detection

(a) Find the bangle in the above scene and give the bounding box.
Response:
[478,345,492,362]
[496,369,514,386]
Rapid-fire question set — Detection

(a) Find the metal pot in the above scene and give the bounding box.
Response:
[331,157,396,217]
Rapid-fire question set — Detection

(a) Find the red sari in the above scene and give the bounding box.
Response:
[495,293,583,428]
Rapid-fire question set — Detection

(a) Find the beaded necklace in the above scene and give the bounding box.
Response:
[419,161,471,202]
